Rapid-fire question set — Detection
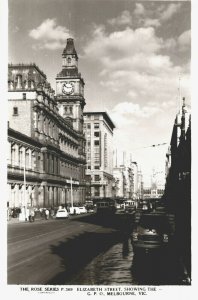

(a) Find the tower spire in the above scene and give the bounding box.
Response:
[178,73,182,112]
[62,38,78,59]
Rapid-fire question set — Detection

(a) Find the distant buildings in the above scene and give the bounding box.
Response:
[7,39,86,216]
[83,112,115,199]
[143,169,165,199]
[112,161,143,201]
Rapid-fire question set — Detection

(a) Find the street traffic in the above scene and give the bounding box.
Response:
[7,204,189,285]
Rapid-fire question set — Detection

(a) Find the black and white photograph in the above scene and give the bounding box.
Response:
[1,0,196,298]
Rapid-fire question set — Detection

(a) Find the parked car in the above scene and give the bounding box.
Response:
[69,206,81,215]
[78,206,87,214]
[131,213,172,254]
[140,200,152,212]
[55,208,69,219]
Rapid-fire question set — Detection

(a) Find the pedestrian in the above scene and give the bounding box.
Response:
[50,208,55,218]
[45,209,49,220]
[30,209,35,222]
[7,208,10,221]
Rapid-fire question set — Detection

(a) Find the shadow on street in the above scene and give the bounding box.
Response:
[70,213,134,233]
[47,230,123,285]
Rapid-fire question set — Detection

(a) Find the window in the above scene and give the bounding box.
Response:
[51,155,54,173]
[23,93,26,100]
[94,140,99,146]
[67,57,71,65]
[87,123,91,129]
[94,132,100,137]
[94,123,99,129]
[95,175,100,181]
[94,152,100,164]
[94,186,100,196]
[13,107,18,116]
[94,166,100,169]
[94,115,99,120]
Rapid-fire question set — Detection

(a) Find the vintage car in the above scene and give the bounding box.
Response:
[68,206,81,215]
[55,208,69,219]
[131,213,171,254]
[78,206,88,214]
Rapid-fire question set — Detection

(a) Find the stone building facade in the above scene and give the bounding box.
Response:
[7,39,86,212]
[83,112,115,199]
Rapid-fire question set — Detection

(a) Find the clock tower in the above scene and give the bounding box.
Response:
[56,38,86,132]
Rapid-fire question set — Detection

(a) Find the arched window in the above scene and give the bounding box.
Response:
[16,74,22,89]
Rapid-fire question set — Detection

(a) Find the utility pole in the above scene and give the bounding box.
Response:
[24,150,27,221]
[70,177,73,207]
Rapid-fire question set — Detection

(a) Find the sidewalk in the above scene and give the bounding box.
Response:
[7,213,88,225]
[7,217,56,225]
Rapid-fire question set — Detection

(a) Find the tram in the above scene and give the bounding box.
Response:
[124,199,136,213]
[96,198,116,215]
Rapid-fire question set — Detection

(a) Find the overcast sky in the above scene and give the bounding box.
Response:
[8,0,191,185]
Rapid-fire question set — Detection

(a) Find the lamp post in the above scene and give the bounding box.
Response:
[23,150,27,221]
[70,176,73,208]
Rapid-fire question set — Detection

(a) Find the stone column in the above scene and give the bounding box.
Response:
[38,185,44,208]
[37,113,41,132]
[11,186,15,208]
[46,117,49,137]
[14,144,19,166]
[7,183,12,207]
[49,186,52,207]
[34,110,38,130]
[33,185,38,208]
[40,111,44,135]
[28,149,32,169]
[44,185,48,208]
[8,141,11,164]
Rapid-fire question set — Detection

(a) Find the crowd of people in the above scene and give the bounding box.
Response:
[7,207,58,222]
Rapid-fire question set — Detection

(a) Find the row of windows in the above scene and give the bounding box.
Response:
[85,115,100,120]
[87,165,100,170]
[63,106,73,113]
[84,123,100,129]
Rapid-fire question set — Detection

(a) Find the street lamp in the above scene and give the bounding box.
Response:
[23,152,27,221]
[70,176,73,208]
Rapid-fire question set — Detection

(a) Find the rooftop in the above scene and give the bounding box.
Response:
[83,111,115,130]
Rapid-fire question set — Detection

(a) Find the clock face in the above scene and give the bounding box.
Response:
[62,82,74,95]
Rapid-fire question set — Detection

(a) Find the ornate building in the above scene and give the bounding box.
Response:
[164,97,191,278]
[7,39,86,217]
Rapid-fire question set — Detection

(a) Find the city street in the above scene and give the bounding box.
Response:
[7,214,123,284]
[7,213,188,285]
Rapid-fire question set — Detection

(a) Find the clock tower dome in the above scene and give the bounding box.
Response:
[56,38,86,132]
